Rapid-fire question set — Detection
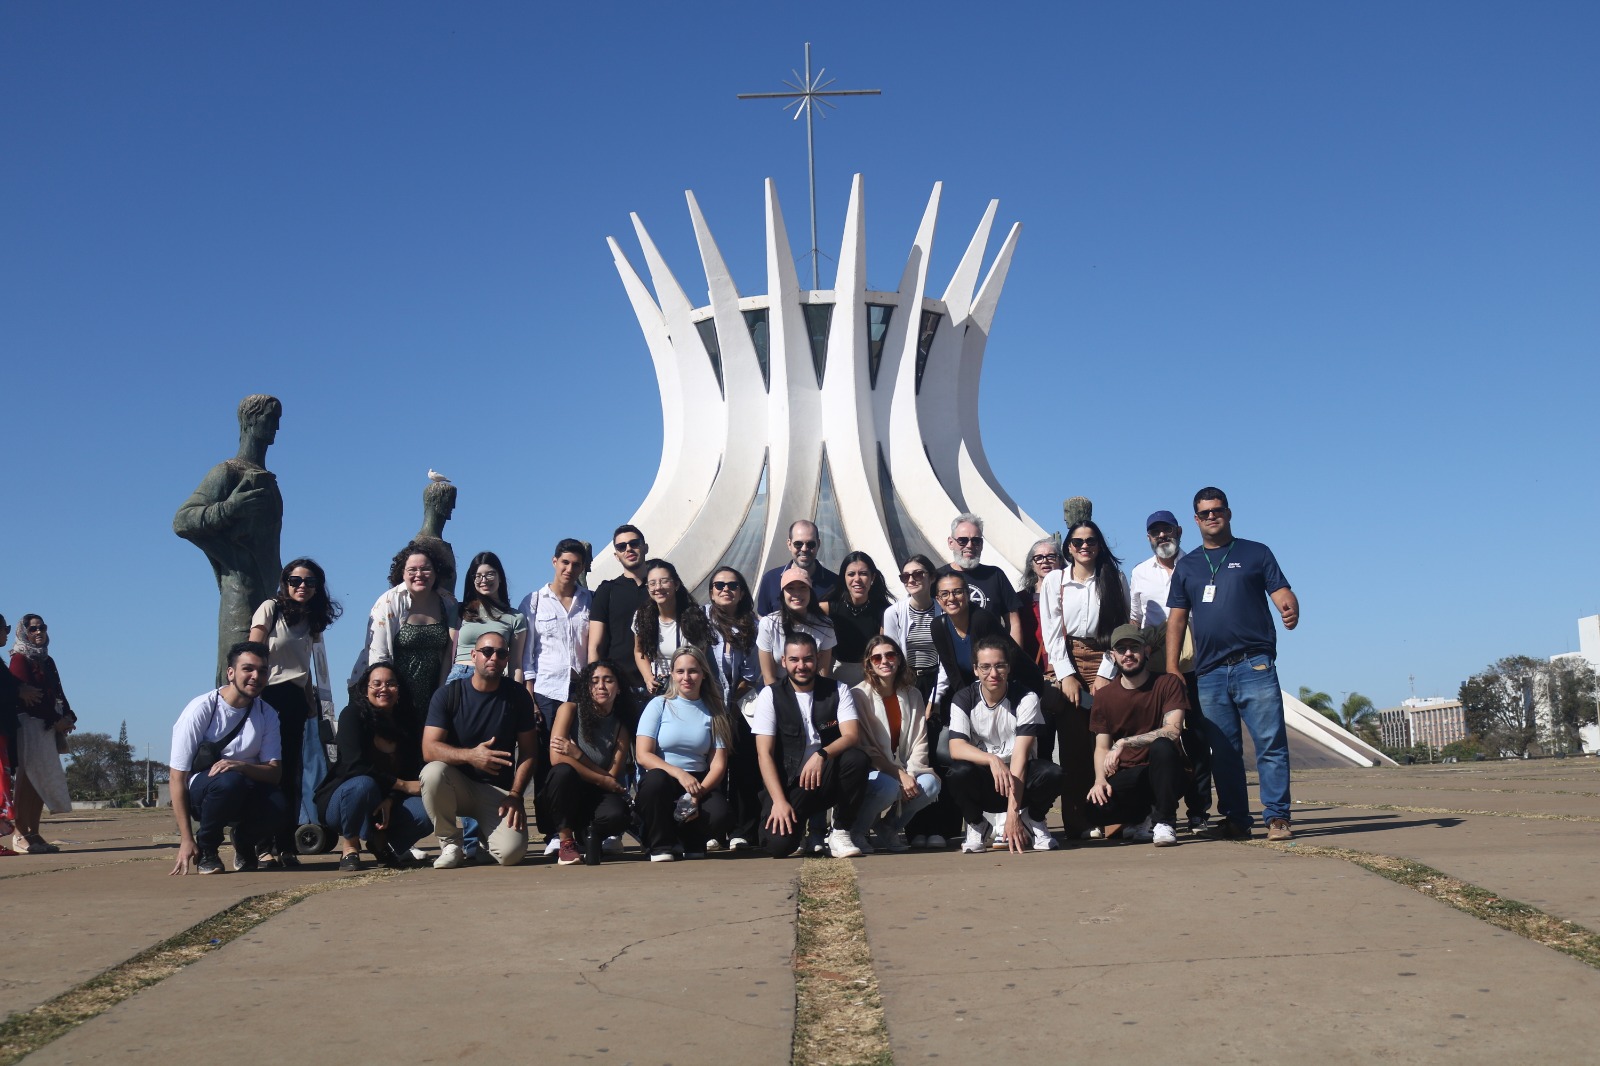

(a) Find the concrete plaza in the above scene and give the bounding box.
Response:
[6,759,1599,1064]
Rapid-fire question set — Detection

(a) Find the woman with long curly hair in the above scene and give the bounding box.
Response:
[249,557,342,866]
[631,559,711,695]
[541,660,633,866]
[351,540,459,739]
[634,647,733,861]
[703,566,763,848]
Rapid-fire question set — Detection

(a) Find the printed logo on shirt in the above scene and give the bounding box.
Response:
[1227,562,1242,569]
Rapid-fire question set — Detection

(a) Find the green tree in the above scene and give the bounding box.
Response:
[1298,686,1336,722]
[113,720,139,793]
[1339,692,1380,745]
[1459,656,1543,757]
[65,731,137,801]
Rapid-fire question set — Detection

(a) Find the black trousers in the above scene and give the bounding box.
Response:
[1044,686,1095,831]
[1181,671,1212,820]
[944,757,1066,823]
[636,767,732,853]
[726,709,763,842]
[539,763,631,838]
[759,746,870,857]
[261,681,310,854]
[1085,736,1190,828]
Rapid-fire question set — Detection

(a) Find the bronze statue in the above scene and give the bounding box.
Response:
[396,474,456,590]
[174,395,284,684]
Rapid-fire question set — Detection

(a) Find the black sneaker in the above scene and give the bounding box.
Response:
[1205,820,1253,840]
[233,850,260,872]
[277,850,301,868]
[198,850,226,875]
[338,852,363,872]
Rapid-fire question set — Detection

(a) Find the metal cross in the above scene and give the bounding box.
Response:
[738,43,881,289]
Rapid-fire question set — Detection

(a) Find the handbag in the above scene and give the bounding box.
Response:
[191,693,254,775]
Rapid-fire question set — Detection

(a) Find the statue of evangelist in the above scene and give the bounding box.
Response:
[174,394,285,683]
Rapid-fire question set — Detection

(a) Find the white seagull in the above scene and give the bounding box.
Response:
[427,469,451,484]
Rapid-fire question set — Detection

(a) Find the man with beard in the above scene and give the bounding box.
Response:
[937,513,1023,646]
[1087,625,1191,847]
[756,520,840,616]
[1129,510,1212,832]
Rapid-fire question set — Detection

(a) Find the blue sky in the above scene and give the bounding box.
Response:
[4,2,1596,758]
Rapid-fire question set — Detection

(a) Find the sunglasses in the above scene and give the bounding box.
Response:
[474,646,510,659]
[613,538,644,552]
[25,624,47,633]
[869,651,899,663]
[898,570,927,583]
[711,580,743,592]
[953,536,983,547]
[791,540,818,551]
[285,576,320,590]
[1068,537,1100,549]
[1196,509,1228,520]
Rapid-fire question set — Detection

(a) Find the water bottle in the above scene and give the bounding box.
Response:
[673,793,699,823]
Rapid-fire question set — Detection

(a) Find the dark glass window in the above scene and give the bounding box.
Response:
[695,319,724,396]
[876,443,941,565]
[914,310,941,394]
[866,304,894,389]
[814,451,847,561]
[704,455,770,599]
[802,303,833,388]
[742,308,771,391]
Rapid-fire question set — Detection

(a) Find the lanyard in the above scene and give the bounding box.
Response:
[1201,543,1234,583]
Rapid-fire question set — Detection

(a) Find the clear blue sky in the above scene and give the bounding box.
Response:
[4,2,1596,759]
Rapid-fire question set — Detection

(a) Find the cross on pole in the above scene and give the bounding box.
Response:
[738,43,881,289]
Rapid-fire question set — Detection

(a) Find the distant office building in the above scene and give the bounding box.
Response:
[1379,698,1468,751]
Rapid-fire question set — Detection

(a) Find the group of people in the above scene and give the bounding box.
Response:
[165,486,1300,875]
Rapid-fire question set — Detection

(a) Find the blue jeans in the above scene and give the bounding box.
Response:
[852,770,942,836]
[324,775,430,853]
[446,663,474,683]
[187,770,285,853]
[1196,655,1291,827]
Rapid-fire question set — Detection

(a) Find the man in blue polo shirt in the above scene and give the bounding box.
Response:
[1164,487,1299,842]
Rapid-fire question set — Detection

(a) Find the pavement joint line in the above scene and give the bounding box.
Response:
[1242,840,1600,970]
[0,855,166,882]
[792,857,891,1066]
[1290,799,1600,823]
[0,866,403,1065]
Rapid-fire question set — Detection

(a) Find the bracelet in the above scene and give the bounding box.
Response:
[815,748,829,761]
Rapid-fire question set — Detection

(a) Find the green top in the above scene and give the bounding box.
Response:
[453,607,528,665]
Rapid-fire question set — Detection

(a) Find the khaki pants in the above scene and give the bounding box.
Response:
[419,762,529,866]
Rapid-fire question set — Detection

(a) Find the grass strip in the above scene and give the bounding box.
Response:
[1291,799,1600,824]
[0,868,398,1064]
[792,858,892,1066]
[1247,841,1600,970]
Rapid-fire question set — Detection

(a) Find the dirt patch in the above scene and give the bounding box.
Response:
[792,858,891,1066]
[1246,841,1600,970]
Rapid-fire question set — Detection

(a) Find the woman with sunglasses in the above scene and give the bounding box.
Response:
[703,567,763,848]
[1017,536,1063,675]
[543,660,633,865]
[248,557,343,867]
[634,647,733,861]
[757,568,837,685]
[7,614,76,854]
[352,541,459,742]
[450,552,528,685]
[826,551,892,688]
[883,554,947,705]
[632,559,713,696]
[849,636,939,852]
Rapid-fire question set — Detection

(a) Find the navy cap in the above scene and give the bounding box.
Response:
[1146,510,1179,530]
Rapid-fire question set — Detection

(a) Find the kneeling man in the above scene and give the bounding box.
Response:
[752,633,870,859]
[945,638,1064,853]
[1087,625,1190,847]
[421,632,538,868]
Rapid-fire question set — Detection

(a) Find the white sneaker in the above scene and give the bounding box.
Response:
[925,834,948,849]
[649,850,677,862]
[1081,827,1105,840]
[1153,823,1178,847]
[1021,812,1059,851]
[543,837,562,857]
[409,846,429,861]
[827,829,863,858]
[603,835,624,854]
[851,831,875,855]
[961,823,989,854]
[728,836,751,851]
[433,843,465,869]
[987,811,1009,849]
[705,838,723,852]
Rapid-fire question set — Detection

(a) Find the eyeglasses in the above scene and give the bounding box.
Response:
[1068,537,1099,550]
[935,588,967,601]
[899,570,927,583]
[1030,553,1060,565]
[953,536,983,548]
[646,580,676,591]
[711,580,743,592]
[975,662,1010,674]
[473,570,500,583]
[404,567,434,577]
[25,624,47,633]
[285,576,320,590]
[791,540,818,551]
[1196,509,1228,520]
[613,538,644,552]
[474,646,510,660]
[869,651,899,663]
[368,679,399,690]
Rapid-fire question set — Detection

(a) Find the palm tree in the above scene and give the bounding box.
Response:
[1298,686,1337,722]
[1340,693,1380,744]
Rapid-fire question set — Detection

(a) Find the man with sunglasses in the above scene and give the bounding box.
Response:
[420,632,538,868]
[756,520,840,617]
[1087,626,1190,847]
[938,513,1023,647]
[1165,488,1299,842]
[588,525,652,723]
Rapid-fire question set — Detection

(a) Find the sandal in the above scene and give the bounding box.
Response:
[11,834,34,855]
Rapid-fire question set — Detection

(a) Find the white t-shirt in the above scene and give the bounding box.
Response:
[949,691,1044,760]
[251,599,313,687]
[750,680,857,762]
[756,613,838,679]
[169,689,283,772]
[632,616,682,679]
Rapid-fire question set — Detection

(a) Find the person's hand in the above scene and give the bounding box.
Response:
[170,840,198,876]
[550,735,571,757]
[18,684,41,707]
[468,738,513,774]
[899,770,920,801]
[1058,675,1082,705]
[227,484,275,519]
[208,758,243,777]
[989,755,1017,799]
[765,797,796,837]
[673,768,704,797]
[1102,743,1123,778]
[1087,779,1113,805]
[397,778,422,797]
[601,774,627,794]
[1278,599,1299,630]
[1004,810,1028,854]
[1091,676,1111,693]
[53,717,74,734]
[499,793,526,832]
[374,796,394,830]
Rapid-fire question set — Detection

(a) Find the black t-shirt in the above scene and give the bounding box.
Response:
[425,679,539,790]
[937,562,1020,622]
[830,599,887,667]
[591,575,647,686]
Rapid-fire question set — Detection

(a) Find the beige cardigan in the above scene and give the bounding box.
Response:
[850,681,933,778]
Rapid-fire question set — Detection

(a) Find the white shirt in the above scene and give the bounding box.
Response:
[519,584,592,701]
[949,690,1043,759]
[750,680,857,761]
[170,689,282,772]
[1129,551,1185,627]
[1039,567,1128,680]
[756,612,838,679]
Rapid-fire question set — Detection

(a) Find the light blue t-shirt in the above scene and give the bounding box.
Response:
[637,695,725,773]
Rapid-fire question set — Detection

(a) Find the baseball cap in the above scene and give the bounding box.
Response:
[1145,510,1179,530]
[1110,623,1147,649]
